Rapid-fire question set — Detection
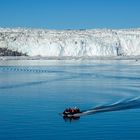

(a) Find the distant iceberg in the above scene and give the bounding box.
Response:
[0,28,140,58]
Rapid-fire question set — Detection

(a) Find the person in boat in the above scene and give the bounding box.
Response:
[63,107,81,115]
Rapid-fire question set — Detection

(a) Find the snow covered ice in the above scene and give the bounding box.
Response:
[0,28,140,58]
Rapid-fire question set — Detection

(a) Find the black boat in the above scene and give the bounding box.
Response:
[63,107,81,117]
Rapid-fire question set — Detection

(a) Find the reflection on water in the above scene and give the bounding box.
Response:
[63,116,80,122]
[0,60,140,140]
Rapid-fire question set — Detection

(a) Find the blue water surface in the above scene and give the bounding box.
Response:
[0,60,140,140]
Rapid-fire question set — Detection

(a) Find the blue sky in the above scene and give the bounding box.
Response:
[0,0,140,29]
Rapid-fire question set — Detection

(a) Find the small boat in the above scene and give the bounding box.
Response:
[62,107,81,117]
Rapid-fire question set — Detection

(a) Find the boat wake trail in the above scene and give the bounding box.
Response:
[74,97,140,117]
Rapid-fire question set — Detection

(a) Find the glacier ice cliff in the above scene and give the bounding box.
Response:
[0,28,140,57]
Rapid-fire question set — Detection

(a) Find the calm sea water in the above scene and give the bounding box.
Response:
[0,60,140,140]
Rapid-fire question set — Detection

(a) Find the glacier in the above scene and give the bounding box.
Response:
[0,28,140,58]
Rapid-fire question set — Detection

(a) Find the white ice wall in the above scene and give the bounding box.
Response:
[0,28,140,57]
